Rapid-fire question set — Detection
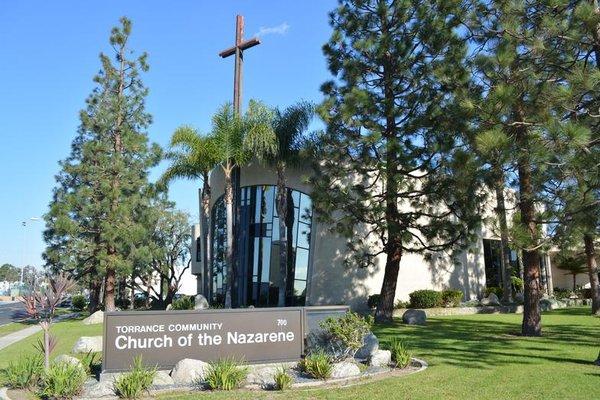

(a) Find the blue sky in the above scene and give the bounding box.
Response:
[0,1,336,268]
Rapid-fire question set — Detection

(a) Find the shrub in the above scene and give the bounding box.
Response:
[3,354,43,389]
[553,287,572,300]
[79,351,101,376]
[394,299,409,309]
[484,287,503,298]
[441,289,463,307]
[318,311,373,359]
[71,295,87,311]
[511,277,524,292]
[39,361,86,399]
[113,356,156,399]
[409,290,442,308]
[387,339,412,369]
[273,366,293,391]
[171,296,194,310]
[298,351,332,380]
[367,294,380,309]
[205,358,248,390]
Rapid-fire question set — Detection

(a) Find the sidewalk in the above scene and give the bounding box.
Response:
[0,313,80,351]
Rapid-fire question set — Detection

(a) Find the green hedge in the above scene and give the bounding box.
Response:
[441,289,463,307]
[407,289,464,308]
[409,290,443,308]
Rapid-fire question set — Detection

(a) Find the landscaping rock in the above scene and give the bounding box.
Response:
[539,298,560,311]
[402,309,427,325]
[355,332,379,359]
[153,370,174,386]
[514,293,524,303]
[165,304,173,310]
[368,349,391,367]
[72,336,103,353]
[170,358,209,384]
[84,380,115,397]
[330,361,361,379]
[194,294,209,310]
[83,310,104,325]
[54,354,84,369]
[480,293,500,306]
[246,365,278,387]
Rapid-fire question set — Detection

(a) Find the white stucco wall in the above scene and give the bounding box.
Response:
[198,161,516,310]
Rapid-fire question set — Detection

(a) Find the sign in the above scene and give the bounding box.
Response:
[102,307,304,372]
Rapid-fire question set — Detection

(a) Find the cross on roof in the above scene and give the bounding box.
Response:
[219,15,261,114]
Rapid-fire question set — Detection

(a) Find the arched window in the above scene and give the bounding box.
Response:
[211,185,313,307]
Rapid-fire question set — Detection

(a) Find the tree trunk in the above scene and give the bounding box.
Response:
[130,273,136,310]
[514,115,542,336]
[573,274,577,291]
[276,163,288,307]
[201,173,212,300]
[104,43,125,314]
[88,279,101,313]
[583,234,600,315]
[43,328,50,370]
[224,165,234,309]
[104,267,117,312]
[493,165,512,303]
[374,47,403,323]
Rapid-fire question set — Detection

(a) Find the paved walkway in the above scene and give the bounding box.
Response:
[0,324,42,351]
[0,313,80,351]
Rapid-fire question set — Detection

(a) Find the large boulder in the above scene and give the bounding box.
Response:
[514,293,524,304]
[539,298,560,311]
[152,370,175,387]
[54,354,84,370]
[194,295,209,310]
[402,309,427,325]
[330,361,361,379]
[355,332,379,359]
[72,336,103,353]
[480,293,501,306]
[170,358,209,385]
[368,349,391,367]
[83,310,104,325]
[83,380,115,398]
[246,365,278,387]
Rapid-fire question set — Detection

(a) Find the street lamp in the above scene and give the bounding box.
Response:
[20,217,41,285]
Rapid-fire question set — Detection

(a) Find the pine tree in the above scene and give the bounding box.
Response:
[43,17,160,312]
[312,0,483,322]
[545,0,600,314]
[467,0,581,334]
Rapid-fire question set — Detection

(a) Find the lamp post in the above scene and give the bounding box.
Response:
[20,217,41,285]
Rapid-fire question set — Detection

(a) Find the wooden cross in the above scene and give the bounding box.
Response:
[219,15,261,114]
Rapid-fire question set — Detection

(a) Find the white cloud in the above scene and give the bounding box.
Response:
[254,22,290,38]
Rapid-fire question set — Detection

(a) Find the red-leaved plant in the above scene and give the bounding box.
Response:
[21,273,75,370]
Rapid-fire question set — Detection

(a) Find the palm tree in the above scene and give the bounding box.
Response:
[160,126,218,299]
[212,101,276,308]
[268,102,314,306]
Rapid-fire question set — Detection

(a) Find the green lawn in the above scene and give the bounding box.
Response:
[0,308,597,399]
[161,308,600,400]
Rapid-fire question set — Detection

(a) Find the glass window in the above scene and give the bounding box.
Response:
[210,185,313,307]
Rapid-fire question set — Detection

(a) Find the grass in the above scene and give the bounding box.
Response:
[0,308,597,399]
